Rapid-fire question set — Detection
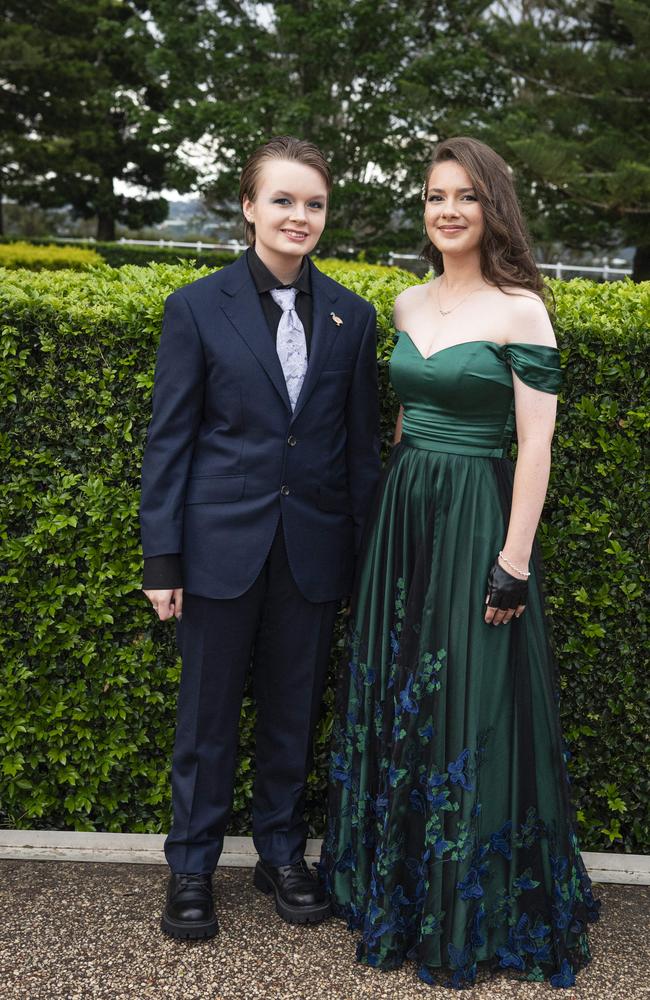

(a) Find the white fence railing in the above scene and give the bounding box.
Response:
[539,262,632,279]
[386,251,632,280]
[54,235,249,253]
[53,236,633,280]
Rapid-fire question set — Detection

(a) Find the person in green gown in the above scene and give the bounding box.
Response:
[320,137,600,990]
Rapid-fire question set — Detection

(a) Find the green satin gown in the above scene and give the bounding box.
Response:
[320,334,600,990]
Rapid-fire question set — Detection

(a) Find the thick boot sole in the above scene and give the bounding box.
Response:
[161,911,219,939]
[253,864,331,925]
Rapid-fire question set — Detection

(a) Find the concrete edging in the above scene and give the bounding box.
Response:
[0,830,648,885]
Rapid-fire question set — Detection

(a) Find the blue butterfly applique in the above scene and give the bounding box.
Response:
[417,965,436,985]
[418,717,434,742]
[447,942,477,987]
[372,789,389,820]
[496,945,525,971]
[406,852,430,901]
[428,789,450,811]
[489,820,513,859]
[330,751,350,786]
[448,748,473,790]
[551,854,568,882]
[399,674,419,714]
[388,763,408,787]
[456,864,487,900]
[433,834,454,859]
[410,787,426,813]
[390,884,410,908]
[550,959,576,988]
[469,904,486,948]
[532,942,552,963]
[514,867,540,891]
[529,916,551,940]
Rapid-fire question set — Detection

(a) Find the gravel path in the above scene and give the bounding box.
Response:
[0,860,648,1000]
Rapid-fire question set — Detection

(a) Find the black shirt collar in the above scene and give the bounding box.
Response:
[247,246,311,296]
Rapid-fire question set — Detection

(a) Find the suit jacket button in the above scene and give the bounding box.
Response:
[287,435,297,447]
[280,485,290,496]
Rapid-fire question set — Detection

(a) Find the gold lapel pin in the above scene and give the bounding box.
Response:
[330,312,343,327]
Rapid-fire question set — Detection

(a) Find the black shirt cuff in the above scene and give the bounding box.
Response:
[142,554,183,590]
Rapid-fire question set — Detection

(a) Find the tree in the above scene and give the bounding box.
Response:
[0,0,198,239]
[479,0,650,279]
[0,12,44,235]
[6,0,643,270]
[176,0,502,255]
[150,0,649,268]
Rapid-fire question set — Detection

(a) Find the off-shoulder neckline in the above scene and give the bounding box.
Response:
[395,330,559,363]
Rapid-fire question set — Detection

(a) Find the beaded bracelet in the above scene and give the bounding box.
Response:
[498,551,531,578]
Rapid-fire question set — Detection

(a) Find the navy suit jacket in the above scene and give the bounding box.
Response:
[139,253,381,602]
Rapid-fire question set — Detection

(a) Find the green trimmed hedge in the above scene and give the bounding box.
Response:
[0,264,647,852]
[0,241,103,270]
[87,241,238,269]
[0,236,238,269]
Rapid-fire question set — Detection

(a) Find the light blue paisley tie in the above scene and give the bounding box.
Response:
[270,287,308,411]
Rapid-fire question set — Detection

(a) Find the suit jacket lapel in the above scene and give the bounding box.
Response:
[219,254,292,411]
[291,261,341,422]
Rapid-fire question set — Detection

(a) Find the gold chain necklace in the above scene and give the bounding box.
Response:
[437,277,486,316]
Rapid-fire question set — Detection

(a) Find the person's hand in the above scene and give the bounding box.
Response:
[143,587,183,622]
[484,560,527,626]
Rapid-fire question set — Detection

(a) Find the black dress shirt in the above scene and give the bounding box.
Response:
[246,246,313,355]
[142,248,313,591]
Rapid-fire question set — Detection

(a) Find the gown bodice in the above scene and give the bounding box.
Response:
[390,333,563,458]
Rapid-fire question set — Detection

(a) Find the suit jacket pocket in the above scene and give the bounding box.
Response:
[185,475,246,504]
[317,485,351,514]
[322,356,355,373]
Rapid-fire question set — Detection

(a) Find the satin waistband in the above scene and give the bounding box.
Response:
[401,432,507,459]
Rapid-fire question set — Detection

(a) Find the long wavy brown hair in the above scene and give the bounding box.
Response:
[422,137,547,301]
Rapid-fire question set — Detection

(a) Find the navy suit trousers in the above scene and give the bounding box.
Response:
[164,520,339,874]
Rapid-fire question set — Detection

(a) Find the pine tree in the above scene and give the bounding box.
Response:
[481,0,650,279]
[1,0,197,239]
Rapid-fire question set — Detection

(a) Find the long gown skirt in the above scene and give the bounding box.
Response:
[320,442,600,990]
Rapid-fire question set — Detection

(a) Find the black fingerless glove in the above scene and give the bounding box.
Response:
[486,560,528,610]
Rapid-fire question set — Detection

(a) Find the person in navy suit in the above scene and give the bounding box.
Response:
[140,136,380,938]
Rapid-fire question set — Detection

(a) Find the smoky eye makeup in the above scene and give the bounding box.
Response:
[270,192,326,203]
[427,189,478,202]
[270,196,326,210]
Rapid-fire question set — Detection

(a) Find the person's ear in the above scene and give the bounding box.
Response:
[242,195,254,223]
